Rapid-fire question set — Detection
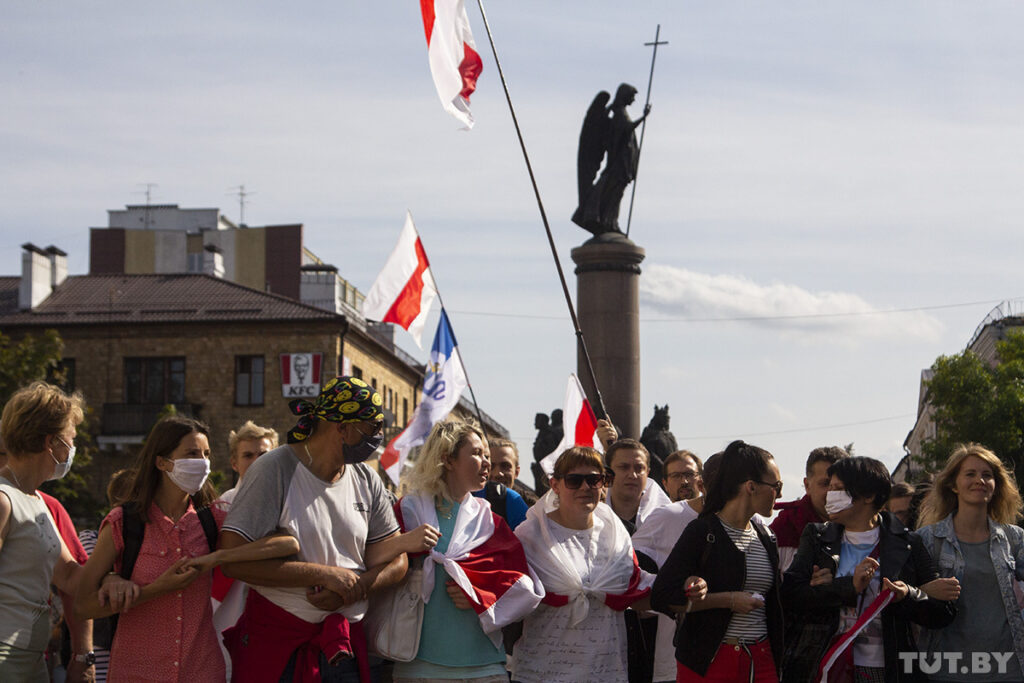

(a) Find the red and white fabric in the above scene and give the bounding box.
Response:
[635,478,672,530]
[420,0,483,129]
[540,374,601,476]
[361,212,437,347]
[397,492,543,647]
[817,589,894,683]
[515,490,653,626]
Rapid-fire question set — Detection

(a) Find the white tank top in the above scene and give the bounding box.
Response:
[0,477,61,651]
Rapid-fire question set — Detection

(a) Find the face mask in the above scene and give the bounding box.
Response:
[344,430,384,464]
[166,457,211,495]
[48,441,76,481]
[825,489,854,515]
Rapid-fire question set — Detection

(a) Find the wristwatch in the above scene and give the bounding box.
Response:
[73,651,96,666]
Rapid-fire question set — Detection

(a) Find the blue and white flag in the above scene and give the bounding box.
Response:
[381,309,468,483]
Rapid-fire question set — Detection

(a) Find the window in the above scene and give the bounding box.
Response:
[48,358,76,393]
[403,398,409,427]
[124,357,185,404]
[235,355,265,406]
[352,365,363,379]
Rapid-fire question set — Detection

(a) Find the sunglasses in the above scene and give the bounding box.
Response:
[752,479,783,495]
[560,473,608,490]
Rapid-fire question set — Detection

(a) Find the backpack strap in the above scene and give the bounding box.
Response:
[119,502,146,581]
[196,504,219,554]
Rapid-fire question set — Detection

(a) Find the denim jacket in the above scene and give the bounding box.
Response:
[916,513,1024,677]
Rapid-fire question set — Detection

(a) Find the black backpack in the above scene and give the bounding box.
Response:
[96,500,218,648]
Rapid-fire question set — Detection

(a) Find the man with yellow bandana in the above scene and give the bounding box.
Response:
[219,376,406,682]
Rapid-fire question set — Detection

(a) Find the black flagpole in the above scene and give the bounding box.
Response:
[625,24,667,239]
[473,0,611,423]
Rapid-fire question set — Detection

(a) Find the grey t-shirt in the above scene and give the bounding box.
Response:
[222,445,399,623]
[930,538,1019,682]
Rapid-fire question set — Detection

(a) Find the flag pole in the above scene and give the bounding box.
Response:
[625,24,667,239]
[408,214,490,440]
[473,0,611,424]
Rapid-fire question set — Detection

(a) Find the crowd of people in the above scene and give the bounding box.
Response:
[1,376,1023,683]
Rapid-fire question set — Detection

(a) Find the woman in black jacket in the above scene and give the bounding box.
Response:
[651,440,784,682]
[780,456,956,683]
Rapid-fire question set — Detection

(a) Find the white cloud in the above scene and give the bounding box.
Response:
[639,264,943,342]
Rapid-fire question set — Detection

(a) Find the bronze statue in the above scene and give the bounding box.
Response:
[572,83,651,236]
[640,404,678,483]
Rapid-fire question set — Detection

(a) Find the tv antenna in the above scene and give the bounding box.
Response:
[228,185,254,226]
[133,183,159,229]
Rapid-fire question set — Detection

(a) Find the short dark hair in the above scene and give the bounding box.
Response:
[827,456,891,510]
[702,440,774,517]
[606,438,649,468]
[806,446,848,476]
[889,481,914,499]
[664,450,702,477]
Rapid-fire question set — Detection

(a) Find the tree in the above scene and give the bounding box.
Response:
[0,329,103,523]
[919,331,1024,475]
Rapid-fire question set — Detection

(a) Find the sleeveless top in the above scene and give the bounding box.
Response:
[0,477,61,650]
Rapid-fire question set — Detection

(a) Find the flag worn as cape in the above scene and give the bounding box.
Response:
[396,491,544,647]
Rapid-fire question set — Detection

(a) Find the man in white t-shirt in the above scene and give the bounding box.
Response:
[632,450,705,683]
[219,376,406,682]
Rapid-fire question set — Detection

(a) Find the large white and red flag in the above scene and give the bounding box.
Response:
[540,374,601,476]
[362,212,437,347]
[420,0,483,129]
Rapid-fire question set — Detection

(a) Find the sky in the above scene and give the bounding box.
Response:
[4,1,1024,494]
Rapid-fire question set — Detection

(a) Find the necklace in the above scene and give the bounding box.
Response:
[2,466,23,491]
[303,443,314,467]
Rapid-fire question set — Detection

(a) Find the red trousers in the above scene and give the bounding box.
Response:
[677,639,778,683]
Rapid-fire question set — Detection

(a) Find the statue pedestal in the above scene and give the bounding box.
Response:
[571,233,645,440]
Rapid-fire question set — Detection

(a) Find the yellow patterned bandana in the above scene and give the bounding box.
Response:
[287,376,384,443]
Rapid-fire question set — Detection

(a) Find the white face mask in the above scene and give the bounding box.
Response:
[825,489,854,515]
[165,457,210,495]
[48,439,76,481]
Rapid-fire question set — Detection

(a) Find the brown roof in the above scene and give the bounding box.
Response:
[0,274,345,326]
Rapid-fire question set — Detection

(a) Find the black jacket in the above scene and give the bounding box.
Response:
[780,511,957,682]
[650,514,785,677]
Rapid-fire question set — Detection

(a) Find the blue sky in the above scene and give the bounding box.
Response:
[4,2,1024,492]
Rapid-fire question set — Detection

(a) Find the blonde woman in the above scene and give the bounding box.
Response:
[394,419,543,683]
[916,443,1024,682]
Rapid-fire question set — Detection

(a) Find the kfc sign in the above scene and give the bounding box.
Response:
[280,353,323,398]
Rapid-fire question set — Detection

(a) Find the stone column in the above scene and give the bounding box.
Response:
[570,234,645,439]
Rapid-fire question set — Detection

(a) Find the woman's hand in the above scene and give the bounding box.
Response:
[852,557,879,594]
[402,524,441,553]
[883,577,910,603]
[730,591,765,614]
[446,580,473,610]
[151,557,199,594]
[98,573,141,613]
[684,576,707,603]
[809,564,833,587]
[306,585,346,612]
[921,576,961,601]
[183,551,221,575]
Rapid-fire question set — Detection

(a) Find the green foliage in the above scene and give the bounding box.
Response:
[919,331,1024,475]
[0,329,65,402]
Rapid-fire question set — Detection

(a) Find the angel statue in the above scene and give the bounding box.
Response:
[571,83,651,236]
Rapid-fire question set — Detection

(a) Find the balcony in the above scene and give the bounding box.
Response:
[101,403,203,436]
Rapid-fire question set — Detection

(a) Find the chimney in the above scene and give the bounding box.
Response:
[45,245,68,289]
[203,244,225,278]
[18,243,52,310]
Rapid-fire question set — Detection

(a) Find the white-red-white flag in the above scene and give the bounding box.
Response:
[362,212,437,347]
[540,374,601,476]
[420,0,483,129]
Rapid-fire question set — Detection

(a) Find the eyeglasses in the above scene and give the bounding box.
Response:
[358,421,383,437]
[666,472,700,482]
[559,473,608,490]
[752,479,783,495]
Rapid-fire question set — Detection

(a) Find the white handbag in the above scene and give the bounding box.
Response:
[362,561,424,662]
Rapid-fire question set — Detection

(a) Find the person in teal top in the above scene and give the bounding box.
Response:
[393,420,519,683]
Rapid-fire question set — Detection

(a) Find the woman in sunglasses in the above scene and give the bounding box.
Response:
[651,439,784,682]
[511,446,655,683]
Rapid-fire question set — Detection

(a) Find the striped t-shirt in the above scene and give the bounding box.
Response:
[720,519,775,640]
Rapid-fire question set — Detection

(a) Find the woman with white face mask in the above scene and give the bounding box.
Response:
[0,382,87,680]
[781,456,955,683]
[75,416,299,682]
